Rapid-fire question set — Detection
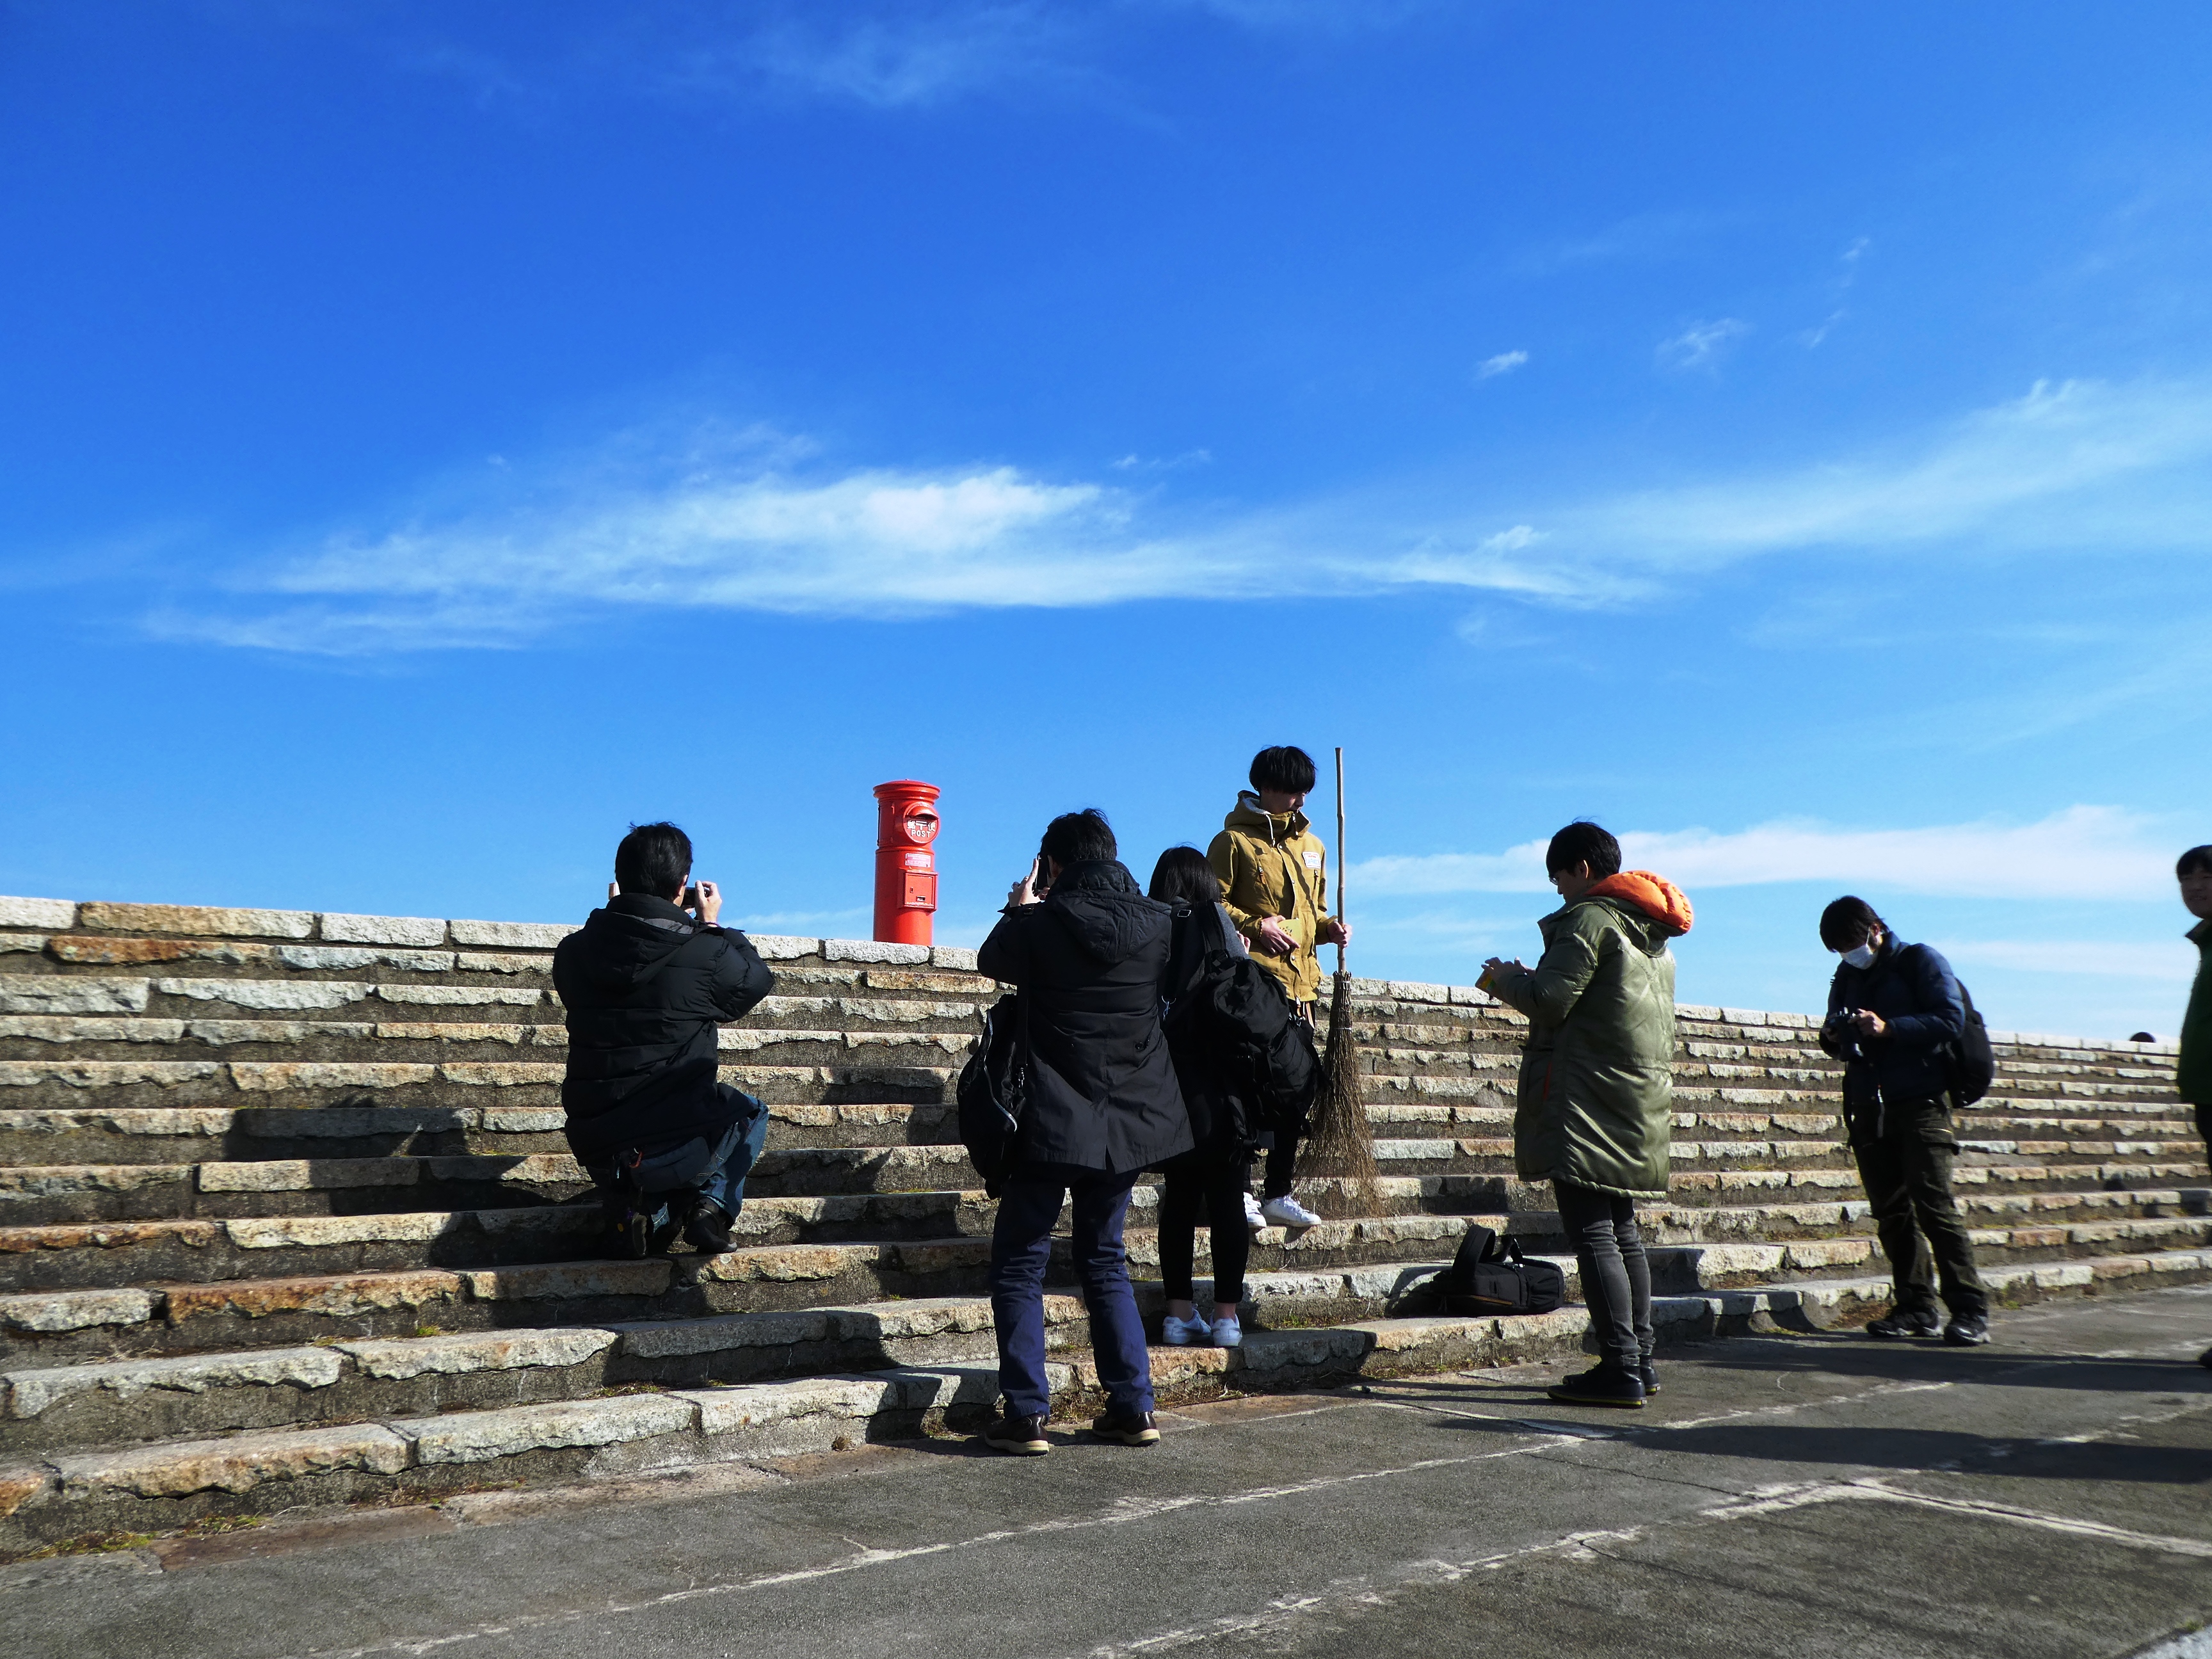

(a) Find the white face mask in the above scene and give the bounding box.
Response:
[1841,942,1877,970]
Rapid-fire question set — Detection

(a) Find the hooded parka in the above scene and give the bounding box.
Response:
[1488,872,1692,1201]
[552,893,775,1166]
[1206,792,1331,1004]
[975,860,1193,1174]
[2180,919,2212,1126]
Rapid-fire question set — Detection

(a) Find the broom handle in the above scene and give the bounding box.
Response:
[1334,746,1347,976]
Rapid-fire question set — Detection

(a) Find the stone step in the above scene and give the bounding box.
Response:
[4,1242,2205,1557]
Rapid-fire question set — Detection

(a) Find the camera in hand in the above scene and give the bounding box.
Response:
[1822,1007,1868,1060]
[682,884,702,911]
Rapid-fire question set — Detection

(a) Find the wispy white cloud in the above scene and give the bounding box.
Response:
[129,374,2212,650]
[1658,317,1752,371]
[1352,806,2180,902]
[1937,938,2199,982]
[1475,349,1529,380]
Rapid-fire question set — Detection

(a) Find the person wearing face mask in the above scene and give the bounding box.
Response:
[1818,895,1990,1346]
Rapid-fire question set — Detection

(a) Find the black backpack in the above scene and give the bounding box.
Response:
[956,991,1030,1198]
[1163,941,1318,1138]
[1950,981,1996,1106]
[1439,1225,1567,1317]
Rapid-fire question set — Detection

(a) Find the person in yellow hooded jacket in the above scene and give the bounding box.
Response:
[1206,745,1351,1230]
[1483,820,1692,1411]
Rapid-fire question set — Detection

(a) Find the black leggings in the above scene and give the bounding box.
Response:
[1553,1179,1652,1371]
[1158,1161,1253,1306]
[1261,1128,1299,1199]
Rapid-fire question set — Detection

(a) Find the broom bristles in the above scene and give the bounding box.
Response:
[1295,970,1381,1218]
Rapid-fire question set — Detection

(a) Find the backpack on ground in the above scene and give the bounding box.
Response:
[957,991,1030,1198]
[1438,1224,1567,1317]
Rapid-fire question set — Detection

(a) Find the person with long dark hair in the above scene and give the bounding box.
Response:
[1147,847,1260,1347]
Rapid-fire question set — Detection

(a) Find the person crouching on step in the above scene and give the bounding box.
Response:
[1481,821,1692,1410]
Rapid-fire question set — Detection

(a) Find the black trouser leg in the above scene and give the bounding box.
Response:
[1158,1168,1200,1303]
[1554,1180,1647,1370]
[1853,1135,1935,1314]
[1262,1130,1299,1199]
[1856,1096,1986,1318]
[1202,1164,1251,1306]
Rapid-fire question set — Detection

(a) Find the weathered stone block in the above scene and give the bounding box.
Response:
[394,1395,694,1464]
[163,1270,464,1321]
[78,903,316,941]
[4,1347,344,1418]
[277,946,455,973]
[440,1063,563,1087]
[447,919,575,950]
[374,984,545,1007]
[336,1327,616,1379]
[197,1159,421,1193]
[0,977,152,1016]
[0,1288,158,1333]
[157,978,364,1012]
[0,899,77,930]
[317,913,449,947]
[824,940,929,965]
[225,1212,456,1249]
[747,935,821,961]
[229,1062,437,1092]
[462,1260,670,1300]
[52,1423,410,1496]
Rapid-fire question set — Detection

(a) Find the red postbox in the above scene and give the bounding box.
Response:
[872,780,941,946]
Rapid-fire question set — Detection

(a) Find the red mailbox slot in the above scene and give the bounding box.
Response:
[872,780,940,946]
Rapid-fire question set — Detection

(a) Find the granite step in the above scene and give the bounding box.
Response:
[5,1242,2206,1559]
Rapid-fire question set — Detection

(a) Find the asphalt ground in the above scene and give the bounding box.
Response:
[8,1285,2212,1659]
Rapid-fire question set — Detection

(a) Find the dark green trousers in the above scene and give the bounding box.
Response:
[1852,1095,1988,1319]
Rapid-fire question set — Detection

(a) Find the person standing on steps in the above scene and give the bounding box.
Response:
[555,821,776,1260]
[1481,821,1692,1411]
[2174,846,2212,1371]
[977,810,1192,1456]
[1147,846,1317,1352]
[1816,895,1991,1348]
[1207,745,1350,1232]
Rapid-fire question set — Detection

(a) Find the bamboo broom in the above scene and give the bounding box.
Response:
[1296,746,1381,1219]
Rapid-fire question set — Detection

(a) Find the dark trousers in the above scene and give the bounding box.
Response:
[1555,1179,1652,1372]
[990,1166,1153,1420]
[1853,1096,1987,1318]
[1159,1160,1253,1305]
[1260,1130,1299,1199]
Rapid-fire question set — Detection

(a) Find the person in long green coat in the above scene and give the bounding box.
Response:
[1483,821,1692,1411]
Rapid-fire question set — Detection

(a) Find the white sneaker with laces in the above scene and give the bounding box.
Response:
[1210,1315,1243,1349]
[1160,1311,1212,1347]
[1242,1190,1266,1231]
[1260,1194,1322,1228]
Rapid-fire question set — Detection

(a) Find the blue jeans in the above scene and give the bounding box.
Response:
[990,1165,1153,1420]
[591,1087,768,1231]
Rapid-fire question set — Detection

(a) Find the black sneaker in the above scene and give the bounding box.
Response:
[2200,1343,2212,1371]
[983,1411,1050,1455]
[684,1198,735,1255]
[1090,1407,1162,1445]
[1943,1315,1991,1347]
[1866,1307,1943,1340]
[1546,1363,1646,1409]
[1639,1358,1660,1397]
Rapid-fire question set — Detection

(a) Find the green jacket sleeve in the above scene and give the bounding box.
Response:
[1514,910,1607,1027]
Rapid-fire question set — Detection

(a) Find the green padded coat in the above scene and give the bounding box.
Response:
[1488,878,1689,1201]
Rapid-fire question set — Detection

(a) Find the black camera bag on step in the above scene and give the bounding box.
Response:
[1440,1225,1567,1317]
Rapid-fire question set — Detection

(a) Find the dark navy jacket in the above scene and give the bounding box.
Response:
[1820,936,1966,1119]
[975,860,1192,1175]
[554,894,774,1164]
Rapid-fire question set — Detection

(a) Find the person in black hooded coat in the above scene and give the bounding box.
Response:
[973,810,1192,1455]
[554,822,775,1256]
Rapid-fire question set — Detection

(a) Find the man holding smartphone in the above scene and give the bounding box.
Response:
[555,821,776,1257]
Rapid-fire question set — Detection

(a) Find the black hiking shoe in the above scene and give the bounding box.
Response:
[1943,1315,1991,1347]
[983,1412,1051,1455]
[1639,1358,1660,1397]
[1090,1407,1162,1445]
[683,1198,735,1255]
[1546,1363,1646,1409]
[1866,1307,1943,1340]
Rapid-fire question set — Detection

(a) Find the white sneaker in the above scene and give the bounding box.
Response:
[1210,1315,1243,1349]
[1260,1194,1322,1228]
[1160,1311,1212,1346]
[1242,1190,1266,1231]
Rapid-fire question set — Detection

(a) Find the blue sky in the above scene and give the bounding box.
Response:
[3,1,2208,1039]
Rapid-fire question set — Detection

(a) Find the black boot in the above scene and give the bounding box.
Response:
[1547,1361,1646,1409]
[1866,1306,1943,1339]
[684,1197,735,1255]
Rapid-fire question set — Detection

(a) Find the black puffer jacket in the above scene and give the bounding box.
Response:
[975,860,1192,1174]
[553,893,775,1164]
[1158,900,1315,1173]
[1820,934,1966,1123]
